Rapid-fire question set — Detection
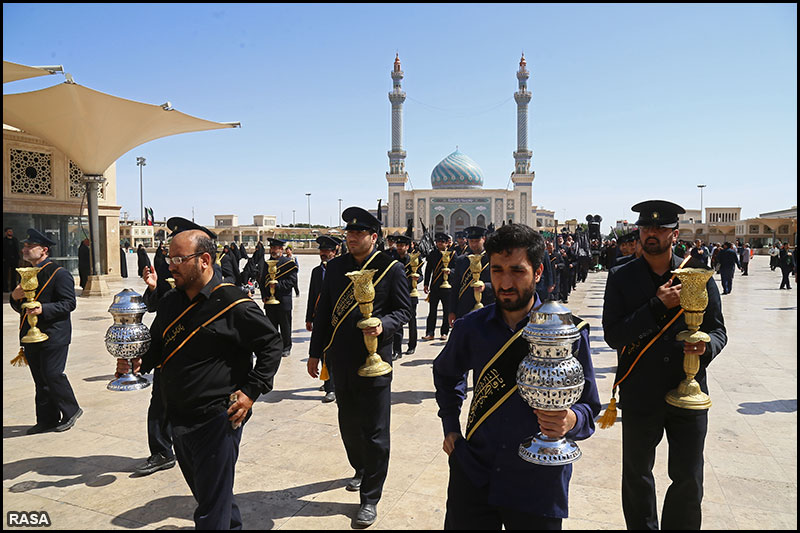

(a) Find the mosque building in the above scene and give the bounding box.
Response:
[385,54,539,239]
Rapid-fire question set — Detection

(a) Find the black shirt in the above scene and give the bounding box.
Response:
[140,273,283,428]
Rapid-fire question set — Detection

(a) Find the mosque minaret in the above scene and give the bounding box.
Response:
[386,54,537,234]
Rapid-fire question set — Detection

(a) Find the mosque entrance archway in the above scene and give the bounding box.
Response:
[450,209,469,235]
[434,214,445,234]
[476,214,486,228]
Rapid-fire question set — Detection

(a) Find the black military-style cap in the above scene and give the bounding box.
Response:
[395,235,412,245]
[23,228,57,247]
[167,217,218,240]
[618,231,637,244]
[631,200,685,228]
[342,206,381,233]
[316,235,341,250]
[267,237,286,248]
[386,233,398,242]
[464,226,487,239]
[455,231,466,239]
[434,232,450,242]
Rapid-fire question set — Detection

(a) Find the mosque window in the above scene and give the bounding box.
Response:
[9,149,52,196]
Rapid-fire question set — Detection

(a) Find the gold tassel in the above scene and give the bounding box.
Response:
[597,397,617,429]
[10,347,28,367]
[320,359,329,381]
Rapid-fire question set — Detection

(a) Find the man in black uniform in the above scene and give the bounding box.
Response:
[422,233,452,341]
[259,238,298,358]
[602,200,727,530]
[220,244,241,285]
[118,219,283,529]
[453,231,469,256]
[391,234,422,359]
[307,206,411,527]
[448,226,495,327]
[614,231,638,268]
[10,229,82,434]
[3,227,21,292]
[306,235,341,403]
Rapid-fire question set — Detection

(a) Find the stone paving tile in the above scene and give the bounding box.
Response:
[3,255,796,529]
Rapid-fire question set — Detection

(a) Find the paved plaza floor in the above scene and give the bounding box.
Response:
[3,254,797,530]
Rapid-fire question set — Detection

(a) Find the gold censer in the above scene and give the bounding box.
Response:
[468,253,485,311]
[265,260,280,305]
[440,250,454,289]
[16,267,49,343]
[346,269,392,378]
[665,267,715,410]
[409,252,422,298]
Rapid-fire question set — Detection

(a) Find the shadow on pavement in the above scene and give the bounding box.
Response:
[111,479,353,530]
[737,399,797,415]
[390,390,436,405]
[3,454,141,493]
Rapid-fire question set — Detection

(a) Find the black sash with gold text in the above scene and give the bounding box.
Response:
[466,329,528,440]
[157,283,251,369]
[323,252,397,353]
[465,315,590,440]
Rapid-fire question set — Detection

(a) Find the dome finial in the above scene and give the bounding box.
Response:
[394,52,401,72]
[520,52,526,68]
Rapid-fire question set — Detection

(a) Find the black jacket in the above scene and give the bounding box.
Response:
[602,255,727,413]
[10,258,76,346]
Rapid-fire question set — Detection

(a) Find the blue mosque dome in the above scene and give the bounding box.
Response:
[431,150,485,189]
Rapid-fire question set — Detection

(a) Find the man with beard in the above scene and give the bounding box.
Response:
[448,226,495,327]
[10,229,82,434]
[307,207,411,527]
[117,218,282,529]
[433,223,600,529]
[306,234,341,403]
[602,200,726,530]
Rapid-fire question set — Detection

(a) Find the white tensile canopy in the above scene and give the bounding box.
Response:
[3,60,62,84]
[3,81,239,176]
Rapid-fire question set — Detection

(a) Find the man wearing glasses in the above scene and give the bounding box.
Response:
[116,217,283,529]
[10,229,82,434]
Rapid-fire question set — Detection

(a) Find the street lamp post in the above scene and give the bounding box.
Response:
[136,157,146,223]
[306,193,311,230]
[697,184,706,224]
[338,198,342,228]
[292,210,295,226]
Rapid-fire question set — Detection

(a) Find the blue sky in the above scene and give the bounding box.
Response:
[4,3,797,230]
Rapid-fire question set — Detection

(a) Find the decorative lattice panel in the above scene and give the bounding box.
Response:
[69,161,104,199]
[10,149,52,195]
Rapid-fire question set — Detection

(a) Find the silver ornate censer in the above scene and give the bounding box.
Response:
[105,289,151,391]
[516,301,585,465]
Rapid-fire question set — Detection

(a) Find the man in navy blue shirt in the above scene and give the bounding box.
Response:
[433,223,600,530]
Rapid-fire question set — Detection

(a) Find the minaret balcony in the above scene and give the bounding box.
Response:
[514,91,531,103]
[389,91,406,103]
[388,150,407,159]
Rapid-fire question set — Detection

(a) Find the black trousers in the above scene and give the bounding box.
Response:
[740,262,749,275]
[444,454,562,530]
[4,261,19,292]
[264,305,292,350]
[393,297,417,352]
[621,407,707,530]
[24,343,80,426]
[780,268,792,289]
[426,290,450,336]
[172,410,243,530]
[148,371,174,458]
[333,367,391,505]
